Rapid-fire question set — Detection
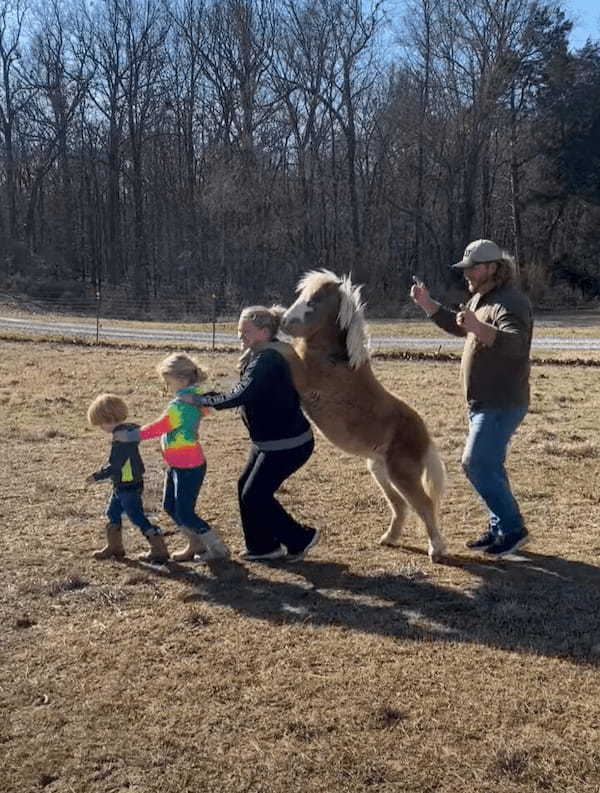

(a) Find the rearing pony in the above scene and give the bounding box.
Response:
[274,269,447,563]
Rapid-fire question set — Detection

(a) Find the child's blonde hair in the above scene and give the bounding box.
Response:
[156,352,207,386]
[87,393,128,426]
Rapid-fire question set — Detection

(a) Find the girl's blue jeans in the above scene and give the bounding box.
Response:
[461,406,527,538]
[162,464,211,535]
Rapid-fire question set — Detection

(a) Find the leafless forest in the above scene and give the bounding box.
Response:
[0,0,599,315]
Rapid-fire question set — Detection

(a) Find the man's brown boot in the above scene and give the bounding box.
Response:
[138,533,170,563]
[93,522,125,560]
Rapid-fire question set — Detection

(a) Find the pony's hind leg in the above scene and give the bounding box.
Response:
[367,458,408,546]
[385,457,447,563]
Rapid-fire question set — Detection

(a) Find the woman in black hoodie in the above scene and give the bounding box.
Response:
[183,305,319,562]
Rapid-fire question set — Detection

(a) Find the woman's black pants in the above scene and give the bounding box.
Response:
[237,438,314,555]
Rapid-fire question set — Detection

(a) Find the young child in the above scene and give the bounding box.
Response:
[86,394,169,563]
[114,353,230,562]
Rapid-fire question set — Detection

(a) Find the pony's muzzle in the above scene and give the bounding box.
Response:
[281,314,302,334]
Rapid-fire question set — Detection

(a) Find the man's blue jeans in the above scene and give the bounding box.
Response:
[462,406,527,538]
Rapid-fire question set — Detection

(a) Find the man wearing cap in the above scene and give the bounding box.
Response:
[410,239,533,557]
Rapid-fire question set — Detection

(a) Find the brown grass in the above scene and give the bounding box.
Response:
[2,340,600,793]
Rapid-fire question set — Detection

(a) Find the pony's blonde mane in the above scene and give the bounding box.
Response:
[297,269,370,369]
[296,269,337,294]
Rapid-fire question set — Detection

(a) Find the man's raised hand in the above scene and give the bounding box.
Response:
[410,275,430,307]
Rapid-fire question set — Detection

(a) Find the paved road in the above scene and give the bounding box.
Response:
[2,315,600,351]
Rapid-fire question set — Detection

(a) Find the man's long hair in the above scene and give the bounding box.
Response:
[493,254,518,287]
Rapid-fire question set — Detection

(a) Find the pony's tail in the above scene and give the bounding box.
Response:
[421,442,446,524]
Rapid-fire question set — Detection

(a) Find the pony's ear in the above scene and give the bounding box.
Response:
[338,277,370,369]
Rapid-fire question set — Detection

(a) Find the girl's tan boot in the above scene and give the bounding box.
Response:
[198,529,231,561]
[138,533,170,563]
[171,529,206,562]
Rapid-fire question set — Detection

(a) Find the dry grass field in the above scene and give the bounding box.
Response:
[2,338,600,793]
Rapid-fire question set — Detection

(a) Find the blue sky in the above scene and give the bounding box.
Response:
[384,1,600,52]
[564,0,600,48]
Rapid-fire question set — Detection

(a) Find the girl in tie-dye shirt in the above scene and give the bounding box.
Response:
[115,353,230,562]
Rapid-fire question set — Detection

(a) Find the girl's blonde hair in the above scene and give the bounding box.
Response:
[156,352,207,386]
[239,304,286,340]
[87,393,128,426]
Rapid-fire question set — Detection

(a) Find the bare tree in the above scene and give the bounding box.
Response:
[0,0,31,239]
[86,0,129,284]
[23,0,94,266]
[273,0,333,267]
[166,0,208,256]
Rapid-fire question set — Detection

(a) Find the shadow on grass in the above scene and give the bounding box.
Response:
[122,547,600,665]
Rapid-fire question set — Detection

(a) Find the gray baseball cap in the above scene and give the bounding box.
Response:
[452,239,503,269]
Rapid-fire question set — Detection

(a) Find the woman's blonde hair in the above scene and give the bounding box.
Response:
[156,352,207,386]
[87,393,128,426]
[239,304,286,340]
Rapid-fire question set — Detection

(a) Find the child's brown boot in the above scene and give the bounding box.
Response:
[171,529,205,562]
[138,533,170,563]
[93,522,125,560]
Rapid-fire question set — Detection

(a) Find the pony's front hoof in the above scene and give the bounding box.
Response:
[379,531,402,547]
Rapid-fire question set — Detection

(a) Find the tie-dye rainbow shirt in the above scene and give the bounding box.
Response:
[139,386,208,468]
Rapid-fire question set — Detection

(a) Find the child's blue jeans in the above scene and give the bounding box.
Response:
[162,464,211,535]
[106,486,160,536]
